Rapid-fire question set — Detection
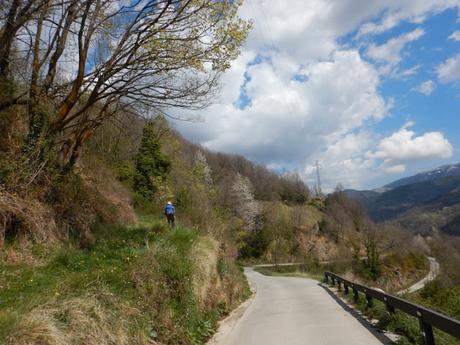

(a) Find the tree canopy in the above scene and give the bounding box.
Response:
[0,0,250,173]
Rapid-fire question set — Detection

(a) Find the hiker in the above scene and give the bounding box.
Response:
[164,201,175,228]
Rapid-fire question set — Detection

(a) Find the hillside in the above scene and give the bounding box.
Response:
[346,165,460,236]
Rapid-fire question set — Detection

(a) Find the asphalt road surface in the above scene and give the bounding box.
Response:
[399,256,440,294]
[215,268,389,345]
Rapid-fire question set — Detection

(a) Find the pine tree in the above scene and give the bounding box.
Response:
[133,121,170,199]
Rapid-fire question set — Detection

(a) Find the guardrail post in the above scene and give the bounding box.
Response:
[331,277,335,286]
[383,297,395,315]
[419,318,435,345]
[324,273,329,284]
[338,280,342,291]
[366,294,373,308]
[353,288,359,302]
[344,284,349,294]
[417,310,435,345]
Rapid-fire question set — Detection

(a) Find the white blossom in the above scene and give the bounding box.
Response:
[195,150,213,186]
[232,173,263,231]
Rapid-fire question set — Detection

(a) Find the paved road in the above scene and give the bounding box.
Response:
[399,256,440,294]
[216,268,388,345]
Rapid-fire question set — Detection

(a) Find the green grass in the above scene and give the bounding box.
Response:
[0,219,246,344]
[0,222,157,342]
[253,260,350,281]
[413,281,460,320]
[254,265,324,281]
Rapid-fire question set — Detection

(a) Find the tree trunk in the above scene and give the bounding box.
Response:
[0,0,20,77]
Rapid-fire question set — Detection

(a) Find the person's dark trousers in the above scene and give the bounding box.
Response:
[167,214,175,228]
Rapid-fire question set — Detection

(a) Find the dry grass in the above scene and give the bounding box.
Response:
[0,188,59,249]
[78,157,137,226]
[5,293,152,345]
[192,238,224,309]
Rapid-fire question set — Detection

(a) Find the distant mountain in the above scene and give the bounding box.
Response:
[367,175,460,220]
[384,163,460,189]
[344,189,379,202]
[346,163,460,236]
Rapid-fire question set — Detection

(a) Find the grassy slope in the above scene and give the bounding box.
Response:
[0,217,249,345]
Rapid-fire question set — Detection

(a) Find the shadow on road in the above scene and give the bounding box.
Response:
[318,283,394,345]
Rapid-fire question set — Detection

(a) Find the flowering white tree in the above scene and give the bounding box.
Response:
[194,150,213,186]
[231,173,262,231]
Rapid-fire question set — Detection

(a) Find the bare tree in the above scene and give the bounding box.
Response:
[0,0,51,77]
[1,0,250,173]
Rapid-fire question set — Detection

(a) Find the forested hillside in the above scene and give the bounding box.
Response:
[347,171,460,236]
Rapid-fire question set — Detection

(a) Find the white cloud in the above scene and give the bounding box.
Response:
[366,28,425,75]
[449,30,460,41]
[371,123,453,162]
[172,0,459,190]
[398,65,422,78]
[302,132,378,190]
[177,50,388,166]
[437,52,460,83]
[415,80,435,95]
[357,1,460,37]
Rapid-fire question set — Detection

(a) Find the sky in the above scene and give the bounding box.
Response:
[172,0,460,191]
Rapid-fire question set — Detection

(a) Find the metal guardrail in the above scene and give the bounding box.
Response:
[324,271,460,345]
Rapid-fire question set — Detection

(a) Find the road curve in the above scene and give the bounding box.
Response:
[214,268,388,345]
[399,257,440,294]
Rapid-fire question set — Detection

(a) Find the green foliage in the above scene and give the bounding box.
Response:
[24,110,49,153]
[356,253,381,281]
[254,260,348,281]
[116,160,135,182]
[237,229,270,259]
[0,225,151,342]
[152,227,220,344]
[417,281,460,320]
[279,172,310,204]
[133,121,170,199]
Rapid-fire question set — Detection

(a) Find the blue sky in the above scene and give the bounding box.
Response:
[370,9,459,142]
[174,1,460,191]
[357,7,460,187]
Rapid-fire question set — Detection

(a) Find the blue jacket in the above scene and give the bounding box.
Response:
[164,204,175,215]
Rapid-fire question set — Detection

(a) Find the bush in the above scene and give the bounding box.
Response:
[116,161,135,182]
